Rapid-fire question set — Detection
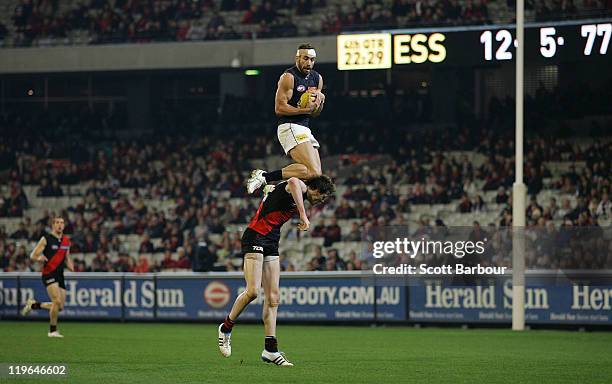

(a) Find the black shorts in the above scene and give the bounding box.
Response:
[42,272,65,289]
[241,228,279,257]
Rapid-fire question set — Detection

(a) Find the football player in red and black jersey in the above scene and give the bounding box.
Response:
[218,175,335,366]
[21,216,74,338]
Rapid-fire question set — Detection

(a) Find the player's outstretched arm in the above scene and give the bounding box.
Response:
[275,73,316,116]
[286,177,310,231]
[30,237,48,262]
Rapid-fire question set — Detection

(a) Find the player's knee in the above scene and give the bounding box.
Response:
[305,166,322,179]
[245,287,259,301]
[266,292,280,307]
[52,299,62,308]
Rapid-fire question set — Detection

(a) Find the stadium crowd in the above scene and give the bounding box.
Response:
[1,109,609,272]
[5,0,611,46]
[1,76,610,273]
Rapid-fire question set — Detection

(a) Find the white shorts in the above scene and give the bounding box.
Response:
[277,123,320,155]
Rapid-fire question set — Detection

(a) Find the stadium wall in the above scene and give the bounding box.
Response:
[1,272,611,325]
[0,36,336,74]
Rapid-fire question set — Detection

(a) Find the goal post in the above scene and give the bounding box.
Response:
[512,0,526,331]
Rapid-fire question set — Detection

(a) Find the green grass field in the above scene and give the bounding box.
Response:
[1,321,611,384]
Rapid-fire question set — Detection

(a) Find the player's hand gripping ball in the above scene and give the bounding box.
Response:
[312,91,325,117]
[298,91,324,116]
[298,90,317,109]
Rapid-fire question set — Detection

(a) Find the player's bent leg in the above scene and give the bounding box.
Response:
[218,253,264,357]
[280,163,309,180]
[46,283,64,338]
[229,253,263,320]
[251,125,322,187]
[21,298,37,316]
[260,256,292,366]
[286,141,322,180]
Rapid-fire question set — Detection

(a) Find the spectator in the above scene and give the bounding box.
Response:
[345,250,363,270]
[161,250,177,269]
[113,252,131,272]
[556,197,572,219]
[345,222,362,241]
[473,195,486,212]
[139,234,154,253]
[91,250,111,272]
[193,240,217,272]
[325,248,346,270]
[311,245,326,269]
[10,222,29,239]
[133,254,150,273]
[175,247,192,269]
[30,222,46,241]
[458,193,473,213]
[242,4,261,24]
[469,221,488,242]
[495,187,508,204]
[596,192,610,218]
[324,218,342,246]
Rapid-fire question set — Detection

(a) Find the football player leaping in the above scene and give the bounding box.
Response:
[246,43,325,194]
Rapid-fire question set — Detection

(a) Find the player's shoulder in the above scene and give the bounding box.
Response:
[275,180,290,192]
[269,181,291,197]
[278,71,294,88]
[280,70,295,81]
[283,65,297,74]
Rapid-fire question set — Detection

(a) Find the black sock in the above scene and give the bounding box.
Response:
[32,302,41,309]
[221,316,234,333]
[264,170,282,183]
[50,325,57,333]
[265,336,278,353]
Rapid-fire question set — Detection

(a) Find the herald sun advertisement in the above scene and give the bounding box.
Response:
[1,272,610,324]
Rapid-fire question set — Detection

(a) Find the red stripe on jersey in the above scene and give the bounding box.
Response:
[248,210,296,235]
[43,236,70,275]
[248,199,266,228]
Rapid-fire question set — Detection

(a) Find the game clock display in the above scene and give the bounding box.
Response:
[337,33,393,70]
[337,19,612,69]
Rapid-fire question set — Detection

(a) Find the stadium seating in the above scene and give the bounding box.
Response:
[1,133,609,273]
[2,0,610,47]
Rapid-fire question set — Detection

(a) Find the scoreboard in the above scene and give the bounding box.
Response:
[337,19,612,70]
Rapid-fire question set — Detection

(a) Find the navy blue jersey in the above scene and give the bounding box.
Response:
[277,66,320,128]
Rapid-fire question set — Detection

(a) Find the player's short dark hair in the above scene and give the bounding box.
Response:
[306,175,336,196]
[51,215,64,223]
[297,43,315,50]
